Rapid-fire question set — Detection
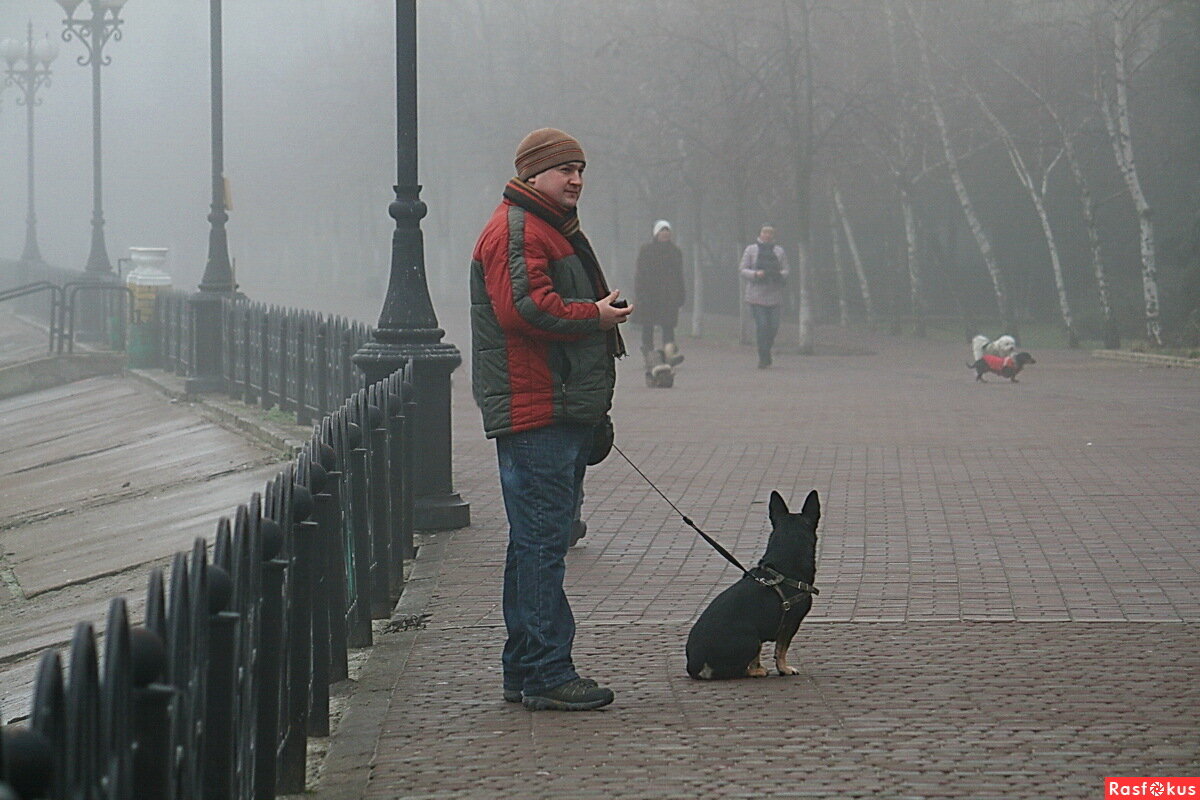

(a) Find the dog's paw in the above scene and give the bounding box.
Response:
[746,665,768,678]
[777,665,800,676]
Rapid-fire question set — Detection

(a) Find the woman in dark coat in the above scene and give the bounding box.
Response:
[634,220,686,362]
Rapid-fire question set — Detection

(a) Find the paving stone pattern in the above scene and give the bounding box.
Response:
[343,330,1200,799]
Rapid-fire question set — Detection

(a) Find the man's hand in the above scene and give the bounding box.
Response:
[596,290,633,330]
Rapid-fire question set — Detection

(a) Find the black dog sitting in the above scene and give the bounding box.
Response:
[686,490,820,679]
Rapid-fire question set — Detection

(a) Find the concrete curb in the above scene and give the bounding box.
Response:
[124,368,311,457]
[0,353,126,400]
[1092,349,1200,368]
[315,535,449,800]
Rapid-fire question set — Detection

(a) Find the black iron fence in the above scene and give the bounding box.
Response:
[150,290,373,425]
[0,364,417,799]
[0,265,420,798]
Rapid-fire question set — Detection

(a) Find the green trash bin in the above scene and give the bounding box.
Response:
[125,247,171,368]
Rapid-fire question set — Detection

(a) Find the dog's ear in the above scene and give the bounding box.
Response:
[769,490,789,523]
[801,489,820,522]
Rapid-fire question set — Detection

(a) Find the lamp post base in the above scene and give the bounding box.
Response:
[353,336,470,532]
[186,290,226,394]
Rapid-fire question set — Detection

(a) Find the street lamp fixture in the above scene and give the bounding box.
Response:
[3,23,57,264]
[58,0,128,275]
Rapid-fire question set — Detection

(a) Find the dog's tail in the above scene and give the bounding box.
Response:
[971,335,989,362]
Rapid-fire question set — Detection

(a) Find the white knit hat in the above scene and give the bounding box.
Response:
[653,220,671,237]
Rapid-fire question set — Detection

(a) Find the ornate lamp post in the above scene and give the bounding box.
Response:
[3,24,58,265]
[186,0,235,393]
[56,0,127,276]
[353,0,469,531]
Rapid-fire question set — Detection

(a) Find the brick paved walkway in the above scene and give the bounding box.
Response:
[321,328,1200,799]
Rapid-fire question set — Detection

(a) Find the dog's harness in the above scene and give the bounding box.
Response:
[746,564,820,611]
[612,444,821,613]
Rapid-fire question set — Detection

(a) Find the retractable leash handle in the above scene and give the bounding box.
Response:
[612,444,751,575]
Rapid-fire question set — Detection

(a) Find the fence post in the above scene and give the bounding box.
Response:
[129,626,171,800]
[65,623,101,799]
[315,319,330,417]
[30,651,65,800]
[203,563,237,800]
[101,599,133,800]
[317,425,350,682]
[0,726,52,800]
[254,515,286,800]
[340,413,373,647]
[361,391,393,618]
[302,449,333,735]
[277,473,314,795]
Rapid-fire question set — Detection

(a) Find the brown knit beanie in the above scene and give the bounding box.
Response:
[514,128,586,180]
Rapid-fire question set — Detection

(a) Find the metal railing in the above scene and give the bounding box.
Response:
[0,282,65,353]
[0,364,417,799]
[148,290,373,425]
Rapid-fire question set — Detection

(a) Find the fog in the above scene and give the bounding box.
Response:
[2,1,1198,345]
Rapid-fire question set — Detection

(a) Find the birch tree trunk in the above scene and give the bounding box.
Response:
[884,1,925,335]
[783,0,815,354]
[832,185,876,325]
[968,84,1078,346]
[831,202,850,326]
[690,191,704,338]
[796,239,814,351]
[905,1,1012,331]
[899,188,924,337]
[1098,5,1163,346]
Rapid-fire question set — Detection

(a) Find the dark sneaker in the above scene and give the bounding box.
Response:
[522,677,614,711]
[507,677,594,703]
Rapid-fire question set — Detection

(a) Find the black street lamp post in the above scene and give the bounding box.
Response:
[3,23,58,265]
[57,0,127,343]
[353,0,469,531]
[57,0,126,276]
[186,0,235,393]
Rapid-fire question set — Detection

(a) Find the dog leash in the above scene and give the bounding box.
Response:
[611,443,751,575]
[610,443,820,604]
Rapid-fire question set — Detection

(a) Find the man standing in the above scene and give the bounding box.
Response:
[470,128,632,711]
[739,225,790,368]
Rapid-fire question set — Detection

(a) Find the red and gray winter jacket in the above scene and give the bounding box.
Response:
[470,198,615,438]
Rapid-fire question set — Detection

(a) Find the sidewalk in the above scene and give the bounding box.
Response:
[317,327,1200,799]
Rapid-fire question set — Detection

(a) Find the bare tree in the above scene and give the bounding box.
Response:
[905,0,1013,332]
[991,53,1120,348]
[780,0,817,354]
[965,76,1078,345]
[883,0,927,336]
[1096,0,1164,346]
[832,183,876,324]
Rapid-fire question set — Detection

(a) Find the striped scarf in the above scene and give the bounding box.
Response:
[503,177,626,358]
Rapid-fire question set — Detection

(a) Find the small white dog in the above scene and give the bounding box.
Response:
[972,334,1016,362]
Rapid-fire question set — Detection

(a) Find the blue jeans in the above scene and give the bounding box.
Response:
[750,303,780,363]
[496,422,591,694]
